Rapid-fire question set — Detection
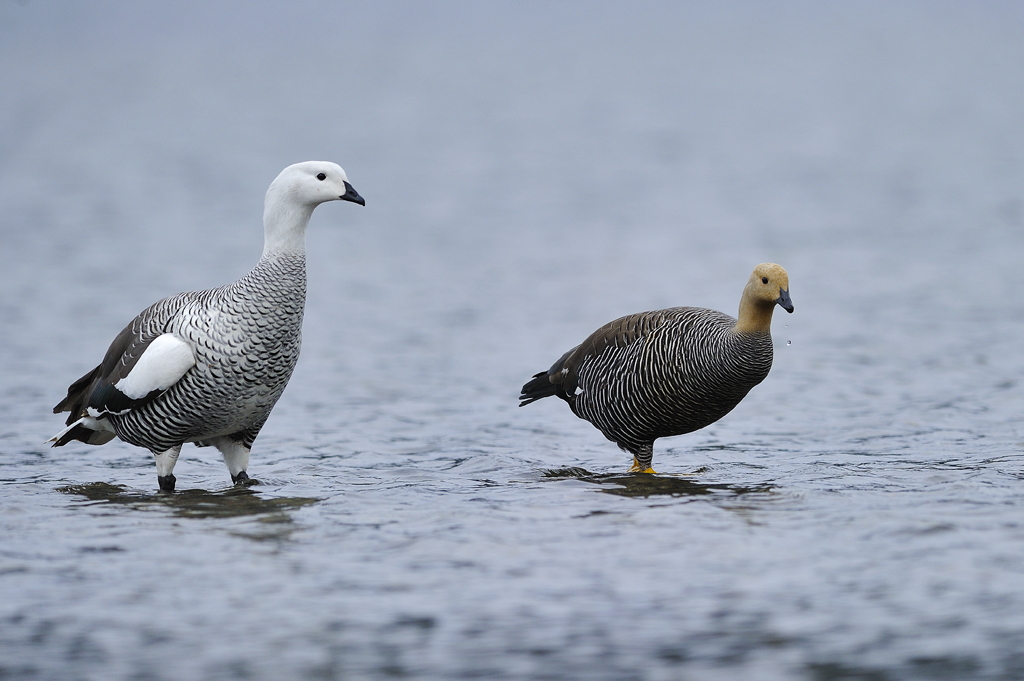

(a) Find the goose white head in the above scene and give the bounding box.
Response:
[262,161,364,256]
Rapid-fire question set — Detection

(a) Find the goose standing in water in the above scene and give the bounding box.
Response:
[50,161,365,491]
[520,263,793,473]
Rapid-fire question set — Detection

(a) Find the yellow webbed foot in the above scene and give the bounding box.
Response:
[629,458,658,474]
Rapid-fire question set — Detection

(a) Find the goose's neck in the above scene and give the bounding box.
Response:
[261,196,315,258]
[734,284,775,334]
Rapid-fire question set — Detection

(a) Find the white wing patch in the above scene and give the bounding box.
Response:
[114,333,196,399]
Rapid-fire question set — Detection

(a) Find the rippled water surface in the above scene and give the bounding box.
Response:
[3,2,1024,679]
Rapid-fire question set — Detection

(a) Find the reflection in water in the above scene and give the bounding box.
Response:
[541,467,773,499]
[56,481,321,520]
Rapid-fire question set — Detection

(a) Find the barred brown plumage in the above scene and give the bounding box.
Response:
[49,161,365,491]
[519,263,793,472]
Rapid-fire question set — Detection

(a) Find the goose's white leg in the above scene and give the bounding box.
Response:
[154,446,182,492]
[210,437,253,485]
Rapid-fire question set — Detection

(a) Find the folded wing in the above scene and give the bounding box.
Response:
[50,319,195,446]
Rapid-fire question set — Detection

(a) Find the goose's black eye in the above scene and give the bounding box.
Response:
[761,276,769,284]
[316,173,326,181]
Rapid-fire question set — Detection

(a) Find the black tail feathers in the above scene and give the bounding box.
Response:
[519,371,557,407]
[52,423,92,447]
[53,364,102,423]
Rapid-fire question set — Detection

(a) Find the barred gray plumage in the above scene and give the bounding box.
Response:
[520,263,793,472]
[50,161,365,491]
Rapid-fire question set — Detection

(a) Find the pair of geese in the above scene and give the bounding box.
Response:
[50,161,793,491]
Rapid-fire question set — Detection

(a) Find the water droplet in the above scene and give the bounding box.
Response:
[787,340,792,346]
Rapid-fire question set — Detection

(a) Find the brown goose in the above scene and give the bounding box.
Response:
[520,263,793,472]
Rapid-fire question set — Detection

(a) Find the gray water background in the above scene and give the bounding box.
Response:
[3,2,1024,679]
